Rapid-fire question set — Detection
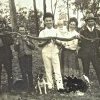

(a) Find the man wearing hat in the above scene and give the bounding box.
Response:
[96,11,100,30]
[78,13,100,85]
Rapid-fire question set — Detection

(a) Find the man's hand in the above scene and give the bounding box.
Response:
[75,34,81,39]
[22,35,28,41]
[53,39,62,46]
[38,40,51,47]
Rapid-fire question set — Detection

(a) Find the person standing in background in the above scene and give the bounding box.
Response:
[14,26,35,93]
[0,16,13,92]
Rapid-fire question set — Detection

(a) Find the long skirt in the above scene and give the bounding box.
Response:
[62,49,80,77]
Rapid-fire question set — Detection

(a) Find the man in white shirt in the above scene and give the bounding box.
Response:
[38,13,64,90]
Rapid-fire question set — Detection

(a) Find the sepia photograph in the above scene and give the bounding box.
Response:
[0,0,100,100]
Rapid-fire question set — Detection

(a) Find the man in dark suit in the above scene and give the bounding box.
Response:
[78,13,100,85]
[0,17,13,92]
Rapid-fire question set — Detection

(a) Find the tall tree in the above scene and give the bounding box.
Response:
[53,0,58,17]
[62,0,70,22]
[33,0,39,36]
[9,0,17,31]
[73,0,91,16]
[67,0,69,22]
[43,0,46,15]
[73,0,100,17]
[51,0,58,24]
[89,0,100,15]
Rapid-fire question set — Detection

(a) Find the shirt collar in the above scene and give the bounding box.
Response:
[87,25,94,32]
[68,29,76,33]
[45,27,54,30]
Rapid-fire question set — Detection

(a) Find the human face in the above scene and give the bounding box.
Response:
[69,21,76,30]
[58,23,63,28]
[87,19,95,27]
[19,27,25,34]
[44,17,53,29]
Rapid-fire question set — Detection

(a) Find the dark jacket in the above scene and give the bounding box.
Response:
[78,27,100,58]
[14,37,35,57]
[0,32,13,60]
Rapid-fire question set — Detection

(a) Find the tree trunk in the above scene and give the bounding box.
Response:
[9,0,18,31]
[67,0,69,30]
[53,0,58,25]
[67,0,69,22]
[77,8,79,20]
[53,0,58,16]
[33,0,39,36]
[43,0,46,16]
[51,0,54,14]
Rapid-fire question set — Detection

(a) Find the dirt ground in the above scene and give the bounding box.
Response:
[0,43,100,100]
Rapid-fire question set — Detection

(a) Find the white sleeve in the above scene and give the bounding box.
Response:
[39,30,44,37]
[55,29,62,37]
[67,31,80,38]
[65,39,79,50]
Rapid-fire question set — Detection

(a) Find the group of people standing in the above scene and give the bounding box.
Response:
[0,19,35,93]
[0,12,100,94]
[39,12,100,91]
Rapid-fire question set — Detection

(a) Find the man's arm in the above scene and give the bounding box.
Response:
[26,40,35,50]
[38,40,50,47]
[54,40,62,47]
[21,34,35,50]
[14,37,20,52]
[38,30,51,47]
[2,33,14,46]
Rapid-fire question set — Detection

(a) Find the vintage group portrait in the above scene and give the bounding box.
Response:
[0,0,100,100]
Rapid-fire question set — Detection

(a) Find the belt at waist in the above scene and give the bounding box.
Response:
[63,48,76,53]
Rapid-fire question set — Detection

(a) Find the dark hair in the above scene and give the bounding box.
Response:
[43,12,54,21]
[67,17,78,30]
[68,17,78,26]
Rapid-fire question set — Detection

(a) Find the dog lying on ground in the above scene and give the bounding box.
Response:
[35,73,47,94]
[59,75,90,94]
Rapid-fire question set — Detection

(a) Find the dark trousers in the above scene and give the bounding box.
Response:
[19,55,33,92]
[0,58,13,91]
[81,54,100,85]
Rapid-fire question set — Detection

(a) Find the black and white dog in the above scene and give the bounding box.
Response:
[35,73,47,94]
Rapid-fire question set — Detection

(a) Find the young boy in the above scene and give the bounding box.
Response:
[38,13,64,90]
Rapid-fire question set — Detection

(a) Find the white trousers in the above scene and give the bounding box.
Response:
[42,53,64,90]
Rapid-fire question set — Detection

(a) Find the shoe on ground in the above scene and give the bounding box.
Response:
[57,89,65,93]
[75,90,84,96]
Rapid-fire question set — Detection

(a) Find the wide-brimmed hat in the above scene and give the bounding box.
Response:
[84,13,96,21]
